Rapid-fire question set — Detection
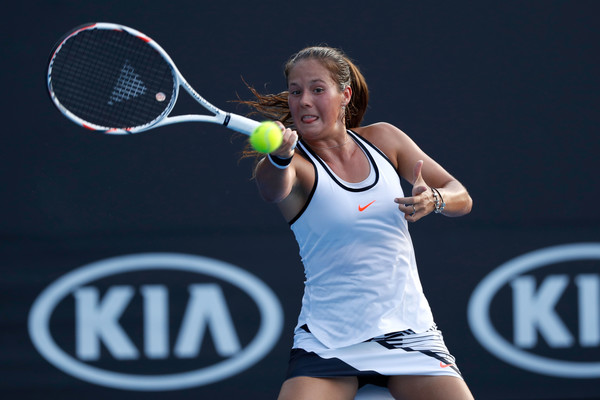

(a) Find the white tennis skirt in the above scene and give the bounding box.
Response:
[286,324,463,387]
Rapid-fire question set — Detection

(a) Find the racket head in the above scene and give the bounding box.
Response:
[47,23,179,134]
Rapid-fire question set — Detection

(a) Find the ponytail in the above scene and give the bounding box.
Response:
[344,56,369,128]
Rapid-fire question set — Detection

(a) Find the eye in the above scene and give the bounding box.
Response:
[290,89,301,96]
[313,87,324,93]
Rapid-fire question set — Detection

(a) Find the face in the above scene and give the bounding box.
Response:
[287,59,351,138]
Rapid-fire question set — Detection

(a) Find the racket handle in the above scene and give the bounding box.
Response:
[225,113,261,136]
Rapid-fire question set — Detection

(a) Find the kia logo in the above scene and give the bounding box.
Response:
[28,253,284,390]
[468,243,600,378]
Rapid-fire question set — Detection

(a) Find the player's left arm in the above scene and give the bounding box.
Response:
[358,122,473,221]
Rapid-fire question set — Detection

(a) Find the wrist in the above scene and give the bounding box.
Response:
[267,153,293,169]
[430,187,446,214]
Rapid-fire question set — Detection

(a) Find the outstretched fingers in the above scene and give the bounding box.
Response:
[394,197,421,222]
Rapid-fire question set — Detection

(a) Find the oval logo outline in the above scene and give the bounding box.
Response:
[28,253,284,391]
[467,242,600,378]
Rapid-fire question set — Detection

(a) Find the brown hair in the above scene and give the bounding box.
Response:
[239,46,369,159]
[283,46,369,128]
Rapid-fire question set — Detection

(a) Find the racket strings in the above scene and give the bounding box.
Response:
[50,27,175,129]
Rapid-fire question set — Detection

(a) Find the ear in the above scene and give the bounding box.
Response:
[342,85,352,106]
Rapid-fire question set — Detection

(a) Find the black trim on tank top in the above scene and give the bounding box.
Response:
[348,130,400,178]
[301,130,379,192]
[288,146,317,226]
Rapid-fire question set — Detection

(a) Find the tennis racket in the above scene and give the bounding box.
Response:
[47,22,261,135]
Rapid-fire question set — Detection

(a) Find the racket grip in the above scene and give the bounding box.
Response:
[225,113,261,136]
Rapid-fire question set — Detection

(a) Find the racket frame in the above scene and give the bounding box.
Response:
[47,22,260,135]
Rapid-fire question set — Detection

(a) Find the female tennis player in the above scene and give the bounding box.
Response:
[244,46,474,400]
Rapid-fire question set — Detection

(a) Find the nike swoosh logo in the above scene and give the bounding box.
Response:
[440,362,455,368]
[358,200,376,212]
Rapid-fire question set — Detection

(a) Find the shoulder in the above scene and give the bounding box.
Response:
[354,122,411,146]
[353,122,416,168]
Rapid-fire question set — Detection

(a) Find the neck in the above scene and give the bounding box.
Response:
[307,131,351,150]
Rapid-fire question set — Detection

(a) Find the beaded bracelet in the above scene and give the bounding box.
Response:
[267,153,293,169]
[430,187,446,214]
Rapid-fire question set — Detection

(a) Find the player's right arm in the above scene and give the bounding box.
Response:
[254,125,313,222]
[255,125,298,203]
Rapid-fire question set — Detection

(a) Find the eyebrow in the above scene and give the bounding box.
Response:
[289,79,327,86]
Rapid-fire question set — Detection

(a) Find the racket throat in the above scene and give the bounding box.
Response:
[223,113,261,136]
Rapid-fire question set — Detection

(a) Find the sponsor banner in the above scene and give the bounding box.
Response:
[28,253,283,391]
[469,243,600,378]
[5,226,599,399]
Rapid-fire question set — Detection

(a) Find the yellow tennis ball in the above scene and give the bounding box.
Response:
[249,121,283,154]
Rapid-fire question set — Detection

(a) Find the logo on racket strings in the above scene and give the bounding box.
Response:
[108,60,147,105]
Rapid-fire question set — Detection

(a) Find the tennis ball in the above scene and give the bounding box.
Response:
[249,121,283,154]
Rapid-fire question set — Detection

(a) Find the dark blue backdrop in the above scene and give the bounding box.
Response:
[2,1,599,399]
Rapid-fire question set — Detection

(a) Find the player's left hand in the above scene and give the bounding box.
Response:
[394,160,435,222]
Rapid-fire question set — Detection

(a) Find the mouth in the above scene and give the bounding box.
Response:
[301,115,319,124]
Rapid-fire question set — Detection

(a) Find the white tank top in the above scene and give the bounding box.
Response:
[290,130,434,349]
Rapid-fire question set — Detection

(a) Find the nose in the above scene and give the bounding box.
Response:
[299,92,312,107]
